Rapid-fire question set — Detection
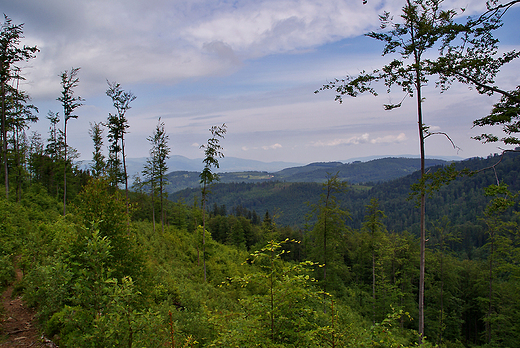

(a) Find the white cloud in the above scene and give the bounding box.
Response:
[312,132,409,147]
[183,0,382,56]
[8,0,392,97]
[370,132,407,144]
[312,133,370,147]
[4,0,518,165]
[242,143,283,151]
[10,0,492,99]
[262,143,283,150]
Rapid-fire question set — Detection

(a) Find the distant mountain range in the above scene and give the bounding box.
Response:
[81,154,463,182]
[163,157,452,193]
[170,152,520,229]
[109,155,304,181]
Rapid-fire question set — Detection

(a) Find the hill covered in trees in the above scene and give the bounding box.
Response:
[2,1,520,346]
[2,150,519,347]
[172,152,520,231]
[165,157,448,192]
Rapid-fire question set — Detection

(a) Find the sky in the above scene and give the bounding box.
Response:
[3,0,520,167]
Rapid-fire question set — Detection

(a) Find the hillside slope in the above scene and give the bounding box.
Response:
[171,152,520,235]
[165,157,448,193]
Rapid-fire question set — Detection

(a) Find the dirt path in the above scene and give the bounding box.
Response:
[0,265,55,347]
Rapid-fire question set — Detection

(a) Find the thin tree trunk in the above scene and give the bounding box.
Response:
[323,204,327,314]
[202,182,207,282]
[160,176,164,233]
[372,244,376,324]
[151,179,156,234]
[15,127,21,202]
[487,230,494,344]
[63,120,67,216]
[122,136,129,225]
[418,103,426,344]
[1,80,8,199]
[270,249,275,342]
[408,2,426,339]
[440,252,444,344]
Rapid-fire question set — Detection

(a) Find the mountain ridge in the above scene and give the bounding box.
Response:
[170,151,520,229]
[164,157,450,193]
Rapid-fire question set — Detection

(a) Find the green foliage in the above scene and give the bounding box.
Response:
[473,86,520,146]
[58,67,84,216]
[105,80,135,189]
[142,117,170,232]
[57,67,83,124]
[307,172,350,295]
[1,15,39,199]
[72,177,145,280]
[88,121,105,178]
[200,124,227,192]
[200,123,227,282]
[2,152,519,347]
[211,240,329,347]
[0,253,14,287]
[167,158,448,194]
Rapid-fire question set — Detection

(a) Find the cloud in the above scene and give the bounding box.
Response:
[3,0,515,166]
[370,132,407,144]
[312,133,370,147]
[262,143,283,150]
[203,41,241,65]
[312,132,408,147]
[6,0,391,98]
[183,0,381,57]
[242,143,283,151]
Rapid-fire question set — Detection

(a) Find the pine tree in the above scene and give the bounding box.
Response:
[89,122,105,178]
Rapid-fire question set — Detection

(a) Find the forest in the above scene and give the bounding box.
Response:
[1,0,520,347]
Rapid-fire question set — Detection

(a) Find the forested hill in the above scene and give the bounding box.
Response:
[165,157,448,193]
[171,152,520,236]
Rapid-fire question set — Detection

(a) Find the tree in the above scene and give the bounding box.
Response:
[473,86,520,146]
[57,67,83,215]
[43,111,63,196]
[200,123,226,282]
[480,184,518,344]
[89,122,105,178]
[307,172,349,312]
[362,198,386,323]
[0,15,38,199]
[143,118,170,233]
[426,0,520,149]
[216,240,328,346]
[315,1,470,339]
[426,216,457,343]
[106,80,135,209]
[5,81,38,201]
